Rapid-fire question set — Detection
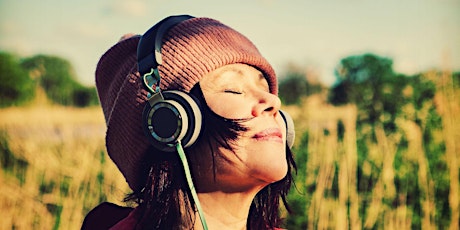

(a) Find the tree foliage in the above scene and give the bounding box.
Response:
[0,51,99,107]
[279,73,308,105]
[290,54,454,229]
[0,52,36,107]
[329,53,395,124]
[279,69,323,105]
[21,54,99,107]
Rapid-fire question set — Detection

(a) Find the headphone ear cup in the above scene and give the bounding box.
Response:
[279,110,295,149]
[142,90,202,152]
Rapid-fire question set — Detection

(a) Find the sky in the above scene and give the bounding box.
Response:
[1,0,459,86]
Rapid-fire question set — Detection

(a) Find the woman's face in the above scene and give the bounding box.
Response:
[199,63,288,189]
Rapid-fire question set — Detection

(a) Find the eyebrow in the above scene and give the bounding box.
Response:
[217,66,266,80]
[210,66,244,85]
[216,66,244,77]
[213,65,269,89]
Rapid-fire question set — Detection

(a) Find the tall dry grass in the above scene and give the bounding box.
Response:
[431,69,459,230]
[1,71,458,229]
[285,70,459,229]
[0,105,130,230]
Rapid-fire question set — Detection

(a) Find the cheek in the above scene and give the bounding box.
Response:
[205,96,251,119]
[238,139,288,182]
[203,92,251,119]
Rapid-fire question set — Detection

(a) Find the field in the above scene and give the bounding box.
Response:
[0,106,130,229]
[283,71,459,229]
[0,72,458,229]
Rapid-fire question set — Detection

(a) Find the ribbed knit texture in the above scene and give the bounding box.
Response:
[95,17,278,191]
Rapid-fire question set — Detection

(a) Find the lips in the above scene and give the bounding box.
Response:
[253,128,283,143]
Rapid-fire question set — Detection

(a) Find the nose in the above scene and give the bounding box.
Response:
[252,91,281,117]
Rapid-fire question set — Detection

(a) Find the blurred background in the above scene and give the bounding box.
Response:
[1,0,459,229]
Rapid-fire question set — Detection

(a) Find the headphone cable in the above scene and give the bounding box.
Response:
[176,141,209,230]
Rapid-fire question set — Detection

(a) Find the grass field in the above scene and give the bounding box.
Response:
[0,106,130,229]
[283,71,459,229]
[0,71,458,229]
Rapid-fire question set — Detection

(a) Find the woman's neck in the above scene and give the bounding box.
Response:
[192,190,258,230]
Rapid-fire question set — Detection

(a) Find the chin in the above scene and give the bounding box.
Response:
[272,163,289,182]
[258,159,288,184]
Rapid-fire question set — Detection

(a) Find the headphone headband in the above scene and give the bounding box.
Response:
[137,15,194,76]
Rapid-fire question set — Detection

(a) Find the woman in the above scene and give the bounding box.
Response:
[82,15,296,230]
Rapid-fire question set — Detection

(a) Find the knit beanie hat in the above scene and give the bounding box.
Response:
[95,16,278,192]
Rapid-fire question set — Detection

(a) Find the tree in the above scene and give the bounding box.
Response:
[328,53,395,124]
[0,52,35,107]
[279,73,308,105]
[279,68,323,105]
[21,55,98,107]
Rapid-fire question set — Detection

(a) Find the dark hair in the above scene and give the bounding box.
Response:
[125,85,297,229]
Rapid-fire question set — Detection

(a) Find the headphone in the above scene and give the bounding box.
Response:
[137,15,295,153]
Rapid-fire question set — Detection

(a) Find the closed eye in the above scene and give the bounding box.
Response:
[224,89,243,94]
